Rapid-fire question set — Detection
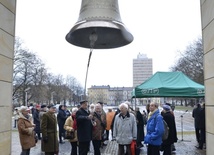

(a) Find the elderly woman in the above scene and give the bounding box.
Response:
[112,102,137,155]
[91,103,106,155]
[17,106,36,155]
[144,102,164,155]
[64,107,78,155]
[89,103,95,114]
[161,104,177,155]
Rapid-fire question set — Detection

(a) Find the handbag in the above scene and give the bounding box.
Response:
[65,130,75,139]
[130,140,137,155]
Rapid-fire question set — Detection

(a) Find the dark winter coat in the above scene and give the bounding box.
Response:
[33,109,40,133]
[57,109,67,131]
[17,113,36,150]
[192,105,201,128]
[41,111,59,153]
[76,108,93,142]
[65,109,71,117]
[162,111,178,145]
[199,108,205,129]
[136,111,145,142]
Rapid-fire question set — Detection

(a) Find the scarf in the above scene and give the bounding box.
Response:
[72,114,77,130]
[148,109,158,120]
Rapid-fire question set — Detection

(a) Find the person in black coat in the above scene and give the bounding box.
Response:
[135,107,145,148]
[165,102,176,152]
[33,104,41,140]
[76,100,93,155]
[192,103,202,144]
[197,103,206,150]
[57,105,67,143]
[161,105,177,155]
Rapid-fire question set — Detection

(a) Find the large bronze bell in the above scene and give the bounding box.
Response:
[65,0,133,49]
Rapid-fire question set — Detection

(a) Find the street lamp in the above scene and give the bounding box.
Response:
[24,88,30,106]
[51,91,55,104]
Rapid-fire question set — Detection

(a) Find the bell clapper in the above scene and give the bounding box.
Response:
[84,31,98,97]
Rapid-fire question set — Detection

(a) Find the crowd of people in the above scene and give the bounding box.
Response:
[14,101,205,155]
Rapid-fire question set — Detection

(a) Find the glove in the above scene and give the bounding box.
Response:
[43,136,48,143]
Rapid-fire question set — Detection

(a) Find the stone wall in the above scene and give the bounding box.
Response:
[200,0,214,154]
[0,0,16,154]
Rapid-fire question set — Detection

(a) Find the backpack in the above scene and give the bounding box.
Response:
[162,120,169,140]
[154,114,169,141]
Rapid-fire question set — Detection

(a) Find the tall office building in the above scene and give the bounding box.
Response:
[133,53,153,87]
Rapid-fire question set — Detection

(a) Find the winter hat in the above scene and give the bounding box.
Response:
[41,105,47,108]
[163,104,171,111]
[80,100,88,104]
[36,104,40,109]
[48,104,56,109]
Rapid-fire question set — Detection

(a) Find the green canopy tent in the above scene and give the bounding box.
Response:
[132,71,205,98]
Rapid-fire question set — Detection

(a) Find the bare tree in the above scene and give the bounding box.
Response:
[13,38,44,105]
[13,37,84,106]
[31,64,49,103]
[113,88,123,106]
[170,37,204,84]
[65,75,77,104]
[45,73,57,104]
[51,74,65,104]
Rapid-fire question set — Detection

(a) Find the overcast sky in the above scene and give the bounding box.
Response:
[15,0,202,89]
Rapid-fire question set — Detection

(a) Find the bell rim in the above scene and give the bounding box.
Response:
[65,20,134,49]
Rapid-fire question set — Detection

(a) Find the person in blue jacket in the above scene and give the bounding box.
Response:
[144,102,164,155]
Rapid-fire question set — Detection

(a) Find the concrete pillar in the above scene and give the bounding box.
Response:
[0,0,16,154]
[200,0,214,154]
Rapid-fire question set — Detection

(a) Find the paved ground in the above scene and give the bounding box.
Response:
[12,108,206,155]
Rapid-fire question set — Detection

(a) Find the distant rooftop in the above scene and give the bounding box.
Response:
[89,85,133,91]
[137,53,149,59]
[89,85,110,89]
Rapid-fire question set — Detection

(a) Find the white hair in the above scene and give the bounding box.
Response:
[89,103,95,108]
[89,103,95,113]
[19,106,28,112]
[119,102,128,110]
[72,107,78,113]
